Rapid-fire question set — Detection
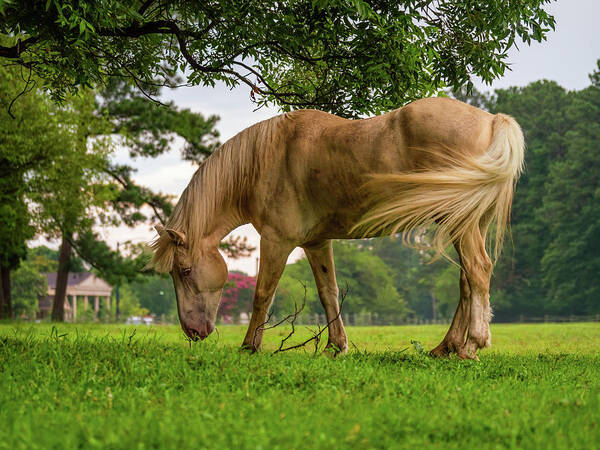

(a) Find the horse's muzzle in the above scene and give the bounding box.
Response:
[182,316,214,341]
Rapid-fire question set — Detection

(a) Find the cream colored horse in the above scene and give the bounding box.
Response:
[150,97,524,359]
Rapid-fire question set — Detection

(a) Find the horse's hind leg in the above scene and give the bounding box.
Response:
[242,238,293,352]
[430,266,471,357]
[456,228,493,360]
[304,241,348,355]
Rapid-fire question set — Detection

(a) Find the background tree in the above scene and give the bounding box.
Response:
[218,272,257,323]
[10,260,47,318]
[372,238,451,321]
[26,245,86,274]
[27,90,113,321]
[488,81,573,320]
[116,284,148,319]
[0,66,249,321]
[540,62,600,315]
[0,65,68,318]
[0,198,32,318]
[1,1,555,116]
[127,274,177,318]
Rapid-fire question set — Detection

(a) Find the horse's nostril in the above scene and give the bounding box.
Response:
[197,330,209,341]
[185,326,200,341]
[183,323,212,341]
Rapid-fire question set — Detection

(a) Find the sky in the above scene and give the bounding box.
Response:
[96,0,599,276]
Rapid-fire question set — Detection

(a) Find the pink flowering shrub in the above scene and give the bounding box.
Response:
[218,272,256,323]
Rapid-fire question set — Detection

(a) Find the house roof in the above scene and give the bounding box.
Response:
[45,272,112,295]
[45,272,95,289]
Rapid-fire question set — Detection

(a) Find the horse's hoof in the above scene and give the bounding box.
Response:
[239,344,258,354]
[456,347,479,361]
[430,343,451,358]
[322,343,348,358]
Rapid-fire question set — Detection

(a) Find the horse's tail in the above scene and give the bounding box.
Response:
[351,113,525,262]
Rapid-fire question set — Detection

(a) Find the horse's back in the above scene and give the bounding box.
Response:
[249,99,498,243]
[279,98,496,182]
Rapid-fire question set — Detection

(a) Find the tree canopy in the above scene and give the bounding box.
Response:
[0,63,233,319]
[1,0,555,116]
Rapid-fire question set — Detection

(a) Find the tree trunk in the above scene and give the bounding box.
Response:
[51,234,72,322]
[0,265,12,319]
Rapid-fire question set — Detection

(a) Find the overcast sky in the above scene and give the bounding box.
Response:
[98,0,599,276]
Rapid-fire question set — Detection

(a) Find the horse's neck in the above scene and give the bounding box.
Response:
[192,176,247,246]
[208,211,246,244]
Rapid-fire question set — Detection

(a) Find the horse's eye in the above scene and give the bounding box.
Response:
[182,267,192,277]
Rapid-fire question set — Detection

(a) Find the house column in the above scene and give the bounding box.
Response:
[84,296,89,310]
[72,295,77,322]
[94,296,99,313]
[64,297,71,322]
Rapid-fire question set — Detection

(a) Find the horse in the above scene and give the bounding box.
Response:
[150,96,524,359]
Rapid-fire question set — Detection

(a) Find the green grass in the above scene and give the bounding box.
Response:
[1,323,599,449]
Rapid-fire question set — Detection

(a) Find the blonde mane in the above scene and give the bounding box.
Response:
[150,114,287,272]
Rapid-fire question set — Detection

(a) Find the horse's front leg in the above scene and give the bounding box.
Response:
[304,241,348,355]
[242,238,293,352]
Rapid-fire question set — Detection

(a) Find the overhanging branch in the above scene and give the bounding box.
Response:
[0,37,39,59]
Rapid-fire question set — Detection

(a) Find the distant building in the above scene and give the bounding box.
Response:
[39,272,113,321]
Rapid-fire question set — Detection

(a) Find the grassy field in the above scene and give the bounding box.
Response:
[0,322,598,449]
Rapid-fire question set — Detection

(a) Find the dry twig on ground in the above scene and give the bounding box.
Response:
[275,286,348,355]
[252,283,308,350]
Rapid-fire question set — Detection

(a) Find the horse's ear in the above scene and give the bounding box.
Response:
[155,224,166,236]
[165,228,187,246]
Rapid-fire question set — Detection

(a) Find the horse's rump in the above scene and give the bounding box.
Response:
[352,113,525,262]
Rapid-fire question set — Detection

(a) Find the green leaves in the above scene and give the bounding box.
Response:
[0,0,556,116]
[10,259,47,317]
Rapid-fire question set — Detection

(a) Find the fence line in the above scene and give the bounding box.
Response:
[228,312,600,327]
[500,314,600,324]
[150,312,600,327]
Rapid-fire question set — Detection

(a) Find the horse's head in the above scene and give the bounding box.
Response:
[155,225,227,341]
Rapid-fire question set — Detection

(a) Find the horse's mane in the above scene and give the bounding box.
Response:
[149,114,287,273]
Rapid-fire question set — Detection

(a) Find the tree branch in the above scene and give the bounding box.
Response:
[138,0,155,16]
[0,37,39,59]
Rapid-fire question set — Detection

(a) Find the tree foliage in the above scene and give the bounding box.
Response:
[219,272,256,322]
[487,62,600,319]
[539,63,600,315]
[10,260,47,318]
[0,65,70,317]
[1,0,555,116]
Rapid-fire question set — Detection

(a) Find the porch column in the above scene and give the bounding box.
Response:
[72,295,77,322]
[64,297,71,321]
[84,296,89,310]
[94,296,99,313]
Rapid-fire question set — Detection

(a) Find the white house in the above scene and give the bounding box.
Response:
[39,272,113,321]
